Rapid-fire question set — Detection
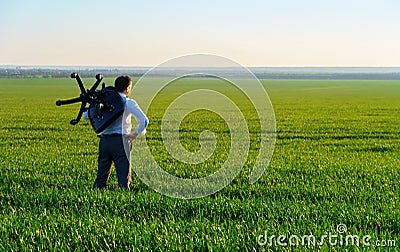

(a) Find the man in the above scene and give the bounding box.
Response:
[86,75,148,190]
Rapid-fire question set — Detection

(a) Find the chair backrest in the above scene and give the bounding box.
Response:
[88,86,125,133]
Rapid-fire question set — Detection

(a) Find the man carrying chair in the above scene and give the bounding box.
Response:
[85,75,149,190]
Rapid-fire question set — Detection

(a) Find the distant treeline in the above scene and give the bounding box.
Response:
[0,68,144,78]
[254,72,400,80]
[1,68,400,80]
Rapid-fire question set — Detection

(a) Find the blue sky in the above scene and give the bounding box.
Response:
[0,0,399,66]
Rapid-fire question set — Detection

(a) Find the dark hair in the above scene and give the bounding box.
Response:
[114,75,132,92]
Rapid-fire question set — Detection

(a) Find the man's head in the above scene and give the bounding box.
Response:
[115,75,132,96]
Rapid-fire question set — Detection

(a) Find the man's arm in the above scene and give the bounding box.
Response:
[83,105,90,120]
[125,100,149,141]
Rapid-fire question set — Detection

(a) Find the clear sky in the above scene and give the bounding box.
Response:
[0,0,399,67]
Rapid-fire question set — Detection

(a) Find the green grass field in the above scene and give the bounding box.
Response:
[0,77,399,250]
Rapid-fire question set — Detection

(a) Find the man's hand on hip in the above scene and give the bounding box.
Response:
[124,132,138,143]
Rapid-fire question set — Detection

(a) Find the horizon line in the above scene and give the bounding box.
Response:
[1,65,400,68]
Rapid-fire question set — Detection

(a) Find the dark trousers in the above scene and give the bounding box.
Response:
[93,135,131,190]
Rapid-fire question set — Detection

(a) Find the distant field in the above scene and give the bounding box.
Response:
[0,77,399,250]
